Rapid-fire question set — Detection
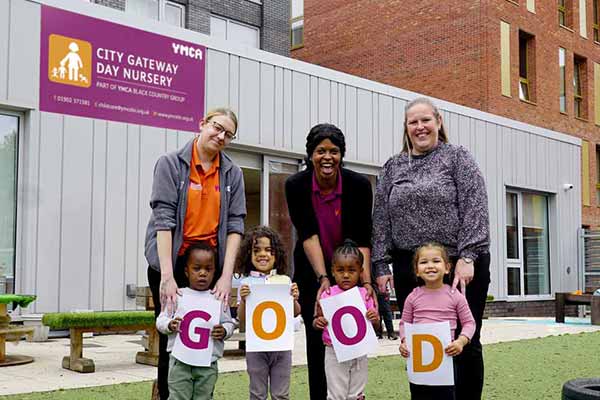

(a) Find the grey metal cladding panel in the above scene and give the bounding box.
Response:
[104,122,128,310]
[228,55,240,116]
[318,78,331,123]
[166,129,179,152]
[273,67,284,149]
[60,116,94,311]
[0,0,9,101]
[309,76,318,127]
[392,98,405,156]
[238,58,260,145]
[291,71,310,153]
[330,82,339,127]
[137,127,166,299]
[206,50,230,111]
[282,69,292,150]
[336,85,346,137]
[378,94,396,164]
[89,120,107,311]
[372,95,379,164]
[356,89,373,163]
[344,87,357,161]
[36,112,63,312]
[260,63,275,147]
[8,0,39,107]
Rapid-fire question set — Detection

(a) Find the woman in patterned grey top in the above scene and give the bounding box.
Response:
[372,97,490,400]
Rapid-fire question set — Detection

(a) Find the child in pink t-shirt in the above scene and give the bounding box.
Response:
[313,239,380,400]
[399,242,475,400]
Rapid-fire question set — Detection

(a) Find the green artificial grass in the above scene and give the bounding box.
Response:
[42,311,155,329]
[0,294,36,307]
[2,331,600,399]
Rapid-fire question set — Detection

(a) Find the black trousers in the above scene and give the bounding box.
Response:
[297,278,327,400]
[392,249,491,400]
[148,260,188,400]
[376,290,396,337]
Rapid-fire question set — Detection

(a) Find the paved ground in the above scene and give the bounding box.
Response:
[1,317,599,396]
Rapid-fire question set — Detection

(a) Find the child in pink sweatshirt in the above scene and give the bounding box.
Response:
[399,242,475,400]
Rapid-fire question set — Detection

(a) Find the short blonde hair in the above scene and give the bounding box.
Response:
[402,97,448,154]
[205,107,238,135]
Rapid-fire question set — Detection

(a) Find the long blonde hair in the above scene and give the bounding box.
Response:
[401,97,448,154]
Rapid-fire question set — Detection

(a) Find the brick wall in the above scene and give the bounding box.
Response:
[483,300,578,318]
[294,0,600,227]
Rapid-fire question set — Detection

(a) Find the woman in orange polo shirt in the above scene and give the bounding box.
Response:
[144,107,246,400]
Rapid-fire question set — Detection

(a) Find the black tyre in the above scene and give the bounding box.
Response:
[563,378,600,400]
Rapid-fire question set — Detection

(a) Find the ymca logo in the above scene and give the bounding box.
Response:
[48,34,92,88]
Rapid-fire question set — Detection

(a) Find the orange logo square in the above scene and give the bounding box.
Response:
[48,34,92,88]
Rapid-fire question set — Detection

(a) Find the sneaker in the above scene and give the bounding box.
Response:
[388,333,398,340]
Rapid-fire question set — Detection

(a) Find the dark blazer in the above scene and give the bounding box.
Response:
[285,167,373,285]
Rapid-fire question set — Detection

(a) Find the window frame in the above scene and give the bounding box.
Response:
[209,15,261,49]
[125,0,186,28]
[596,145,600,206]
[594,0,600,42]
[559,47,567,113]
[505,189,552,299]
[290,0,304,50]
[518,30,535,102]
[574,55,587,119]
[0,110,23,295]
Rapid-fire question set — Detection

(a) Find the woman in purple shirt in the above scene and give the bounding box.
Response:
[285,123,374,400]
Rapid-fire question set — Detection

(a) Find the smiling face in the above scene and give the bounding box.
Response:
[405,103,442,155]
[311,138,341,182]
[415,248,450,289]
[185,249,216,291]
[197,114,236,155]
[331,254,362,290]
[251,236,276,274]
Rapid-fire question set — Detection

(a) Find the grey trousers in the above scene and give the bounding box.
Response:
[246,350,292,400]
[324,346,367,400]
[167,355,218,400]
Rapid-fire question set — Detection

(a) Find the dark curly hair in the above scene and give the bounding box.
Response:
[332,239,364,266]
[304,123,346,170]
[235,226,289,276]
[182,241,218,288]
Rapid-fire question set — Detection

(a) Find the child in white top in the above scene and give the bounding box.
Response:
[156,242,234,400]
[236,226,301,400]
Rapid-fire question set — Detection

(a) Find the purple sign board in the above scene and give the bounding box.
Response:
[40,5,205,132]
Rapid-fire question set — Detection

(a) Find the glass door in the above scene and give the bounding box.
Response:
[262,156,301,277]
[0,113,19,294]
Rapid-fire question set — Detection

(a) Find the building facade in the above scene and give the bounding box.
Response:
[93,0,290,57]
[0,0,582,314]
[292,0,600,229]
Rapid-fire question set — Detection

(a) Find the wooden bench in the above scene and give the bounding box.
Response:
[42,311,158,373]
[0,294,37,367]
[555,292,600,326]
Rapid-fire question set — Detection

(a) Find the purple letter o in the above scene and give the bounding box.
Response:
[331,306,367,345]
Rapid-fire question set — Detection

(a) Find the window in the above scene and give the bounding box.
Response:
[518,30,535,102]
[595,0,600,41]
[574,55,587,119]
[506,191,551,297]
[291,0,304,49]
[126,0,185,27]
[210,16,260,49]
[558,0,573,28]
[0,114,19,294]
[559,47,567,113]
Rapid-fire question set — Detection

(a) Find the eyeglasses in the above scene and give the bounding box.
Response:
[208,120,236,141]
